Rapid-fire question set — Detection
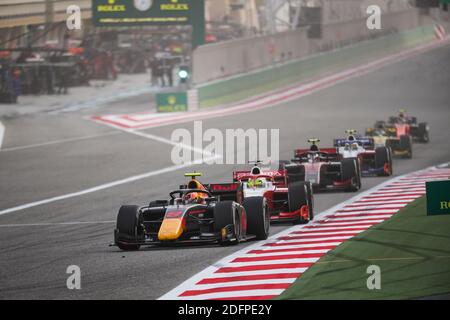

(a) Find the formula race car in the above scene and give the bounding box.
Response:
[365,121,413,159]
[287,139,362,192]
[388,109,430,143]
[232,161,313,224]
[113,173,270,251]
[334,130,393,176]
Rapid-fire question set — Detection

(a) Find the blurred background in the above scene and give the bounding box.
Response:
[0,0,448,105]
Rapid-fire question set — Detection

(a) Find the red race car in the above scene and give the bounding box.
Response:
[286,139,362,192]
[232,161,314,224]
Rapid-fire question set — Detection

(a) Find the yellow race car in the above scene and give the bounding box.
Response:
[366,121,412,159]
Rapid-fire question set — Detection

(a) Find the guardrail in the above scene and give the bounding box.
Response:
[195,24,436,109]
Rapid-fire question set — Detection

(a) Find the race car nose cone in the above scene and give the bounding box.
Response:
[158,218,185,241]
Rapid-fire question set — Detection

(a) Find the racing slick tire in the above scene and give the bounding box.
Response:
[243,197,270,240]
[417,123,430,143]
[214,201,241,245]
[399,135,413,159]
[375,147,392,176]
[286,164,305,184]
[342,158,361,192]
[305,182,314,221]
[288,181,310,224]
[115,205,143,251]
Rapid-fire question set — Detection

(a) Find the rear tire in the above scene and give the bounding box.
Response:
[375,147,392,176]
[243,197,269,240]
[341,158,361,191]
[418,123,429,143]
[288,181,309,224]
[399,135,412,159]
[214,201,240,245]
[305,182,314,221]
[286,164,305,184]
[116,205,143,251]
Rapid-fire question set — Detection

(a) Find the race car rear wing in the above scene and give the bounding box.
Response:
[206,183,243,202]
[294,148,338,156]
[333,138,375,149]
[233,169,286,181]
[294,148,340,162]
[233,170,287,188]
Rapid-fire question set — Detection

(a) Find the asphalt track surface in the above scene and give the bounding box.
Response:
[0,44,449,299]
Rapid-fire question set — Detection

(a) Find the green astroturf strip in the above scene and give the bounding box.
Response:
[277,197,450,300]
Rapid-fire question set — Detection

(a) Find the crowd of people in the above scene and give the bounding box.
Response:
[0,46,187,103]
[0,57,21,103]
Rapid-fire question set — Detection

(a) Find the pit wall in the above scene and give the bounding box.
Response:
[194,9,438,109]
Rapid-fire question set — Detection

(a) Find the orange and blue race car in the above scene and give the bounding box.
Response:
[113,173,270,251]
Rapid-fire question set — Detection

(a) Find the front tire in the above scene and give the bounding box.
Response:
[214,201,240,245]
[115,205,143,251]
[286,164,305,184]
[418,123,430,143]
[243,197,270,240]
[341,158,361,192]
[400,135,412,159]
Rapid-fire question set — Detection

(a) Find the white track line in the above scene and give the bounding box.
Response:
[123,128,217,158]
[0,121,4,149]
[0,131,120,153]
[175,289,287,300]
[0,221,115,227]
[244,249,332,257]
[90,117,220,158]
[0,128,222,216]
[93,37,450,132]
[191,278,296,290]
[0,155,219,216]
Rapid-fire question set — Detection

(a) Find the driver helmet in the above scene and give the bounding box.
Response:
[351,143,358,150]
[398,109,408,122]
[184,192,203,204]
[344,143,350,150]
[308,153,320,162]
[247,178,263,188]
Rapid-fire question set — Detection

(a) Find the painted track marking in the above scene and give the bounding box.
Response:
[0,155,219,217]
[0,131,120,153]
[0,221,115,227]
[92,38,450,131]
[0,127,221,216]
[0,121,4,149]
